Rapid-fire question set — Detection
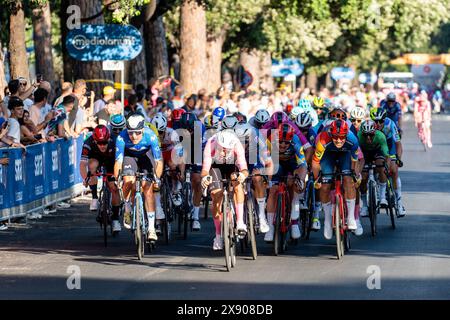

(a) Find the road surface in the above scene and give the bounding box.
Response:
[1,119,450,300]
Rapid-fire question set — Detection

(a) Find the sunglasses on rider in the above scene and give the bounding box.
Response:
[128,130,143,136]
[351,119,362,124]
[280,140,291,145]
[374,119,384,124]
[332,113,346,119]
[363,132,375,138]
[331,135,346,141]
[96,141,108,146]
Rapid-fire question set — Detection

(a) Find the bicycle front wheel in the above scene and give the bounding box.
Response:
[222,200,231,272]
[335,196,344,259]
[368,181,377,237]
[135,195,145,260]
[247,197,257,260]
[274,193,283,256]
[387,178,396,229]
[306,181,315,240]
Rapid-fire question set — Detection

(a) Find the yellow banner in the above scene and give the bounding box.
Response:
[390,54,450,65]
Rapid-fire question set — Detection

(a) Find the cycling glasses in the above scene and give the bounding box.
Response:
[128,130,143,136]
[331,135,347,141]
[351,119,362,124]
[96,141,108,146]
[279,140,291,145]
[331,113,346,119]
[363,132,375,138]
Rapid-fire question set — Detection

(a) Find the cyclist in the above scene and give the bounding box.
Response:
[151,113,183,232]
[203,114,219,130]
[312,119,362,239]
[317,106,358,137]
[234,122,273,233]
[380,92,403,135]
[298,98,319,126]
[249,109,270,129]
[369,107,406,216]
[414,90,432,149]
[80,125,122,232]
[201,129,249,250]
[233,111,247,124]
[114,113,163,241]
[264,123,307,241]
[349,107,366,132]
[171,108,186,130]
[221,114,239,130]
[212,106,226,129]
[262,111,314,163]
[109,114,126,142]
[357,120,391,217]
[178,112,205,231]
[289,106,303,122]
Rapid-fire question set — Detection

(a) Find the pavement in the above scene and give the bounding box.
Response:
[1,118,450,300]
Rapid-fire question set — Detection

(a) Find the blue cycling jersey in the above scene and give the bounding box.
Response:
[380,100,402,128]
[115,127,162,162]
[380,118,400,143]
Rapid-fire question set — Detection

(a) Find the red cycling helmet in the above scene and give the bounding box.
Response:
[277,123,295,141]
[93,125,110,143]
[172,108,186,121]
[329,119,349,139]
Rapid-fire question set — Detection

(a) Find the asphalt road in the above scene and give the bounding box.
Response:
[1,118,450,300]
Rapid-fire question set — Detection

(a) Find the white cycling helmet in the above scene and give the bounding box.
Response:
[151,113,168,132]
[361,119,376,134]
[234,122,252,138]
[254,109,270,125]
[216,129,238,149]
[127,113,145,131]
[221,115,239,130]
[350,107,366,120]
[295,112,313,129]
[289,107,303,121]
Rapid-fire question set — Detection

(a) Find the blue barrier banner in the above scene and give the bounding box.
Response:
[0,150,11,209]
[9,148,26,207]
[74,136,84,185]
[26,143,45,202]
[45,139,62,195]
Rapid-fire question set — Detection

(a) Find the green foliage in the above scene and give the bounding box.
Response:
[105,0,151,24]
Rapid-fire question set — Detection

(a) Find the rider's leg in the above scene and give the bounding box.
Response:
[108,180,122,231]
[232,179,246,232]
[211,189,224,250]
[290,167,306,239]
[191,172,202,222]
[88,159,99,210]
[320,183,332,239]
[360,170,369,216]
[264,185,278,241]
[252,168,269,231]
[343,175,357,230]
[143,181,156,235]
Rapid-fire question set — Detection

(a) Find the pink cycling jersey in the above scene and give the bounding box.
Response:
[202,135,248,173]
[263,118,312,149]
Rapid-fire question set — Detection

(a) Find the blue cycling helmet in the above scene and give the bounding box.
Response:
[297,99,312,109]
[110,114,126,130]
[213,107,225,120]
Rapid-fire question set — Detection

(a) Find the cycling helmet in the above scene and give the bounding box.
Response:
[285,103,294,114]
[216,129,237,149]
[329,106,347,120]
[126,113,145,131]
[221,115,239,129]
[369,107,387,121]
[93,124,110,143]
[295,112,313,129]
[271,111,289,127]
[233,112,247,124]
[289,107,303,121]
[234,122,252,139]
[172,108,186,121]
[254,109,270,125]
[180,112,198,130]
[151,113,168,132]
[110,114,126,130]
[386,92,396,102]
[213,107,226,121]
[350,107,366,120]
[204,114,219,129]
[313,97,325,109]
[297,99,312,109]
[361,120,376,135]
[277,123,295,141]
[329,119,349,138]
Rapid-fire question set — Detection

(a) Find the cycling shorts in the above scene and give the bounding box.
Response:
[271,159,301,183]
[320,151,353,184]
[209,164,237,191]
[122,152,154,177]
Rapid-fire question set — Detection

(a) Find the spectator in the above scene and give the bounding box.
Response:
[93,86,116,114]
[19,110,44,145]
[53,82,73,107]
[172,85,185,109]
[1,79,37,117]
[7,97,26,145]
[29,88,54,138]
[0,117,22,148]
[47,95,73,138]
[96,99,119,126]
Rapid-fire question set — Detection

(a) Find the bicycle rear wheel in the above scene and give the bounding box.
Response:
[162,184,171,245]
[247,197,257,260]
[368,181,377,237]
[182,183,191,240]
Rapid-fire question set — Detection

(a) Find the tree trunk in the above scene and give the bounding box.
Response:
[259,51,274,93]
[32,2,56,95]
[9,1,29,82]
[239,49,261,92]
[61,0,73,82]
[0,31,7,96]
[205,31,226,94]
[70,0,113,95]
[180,0,206,95]
[306,70,318,92]
[128,26,148,88]
[145,14,169,82]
